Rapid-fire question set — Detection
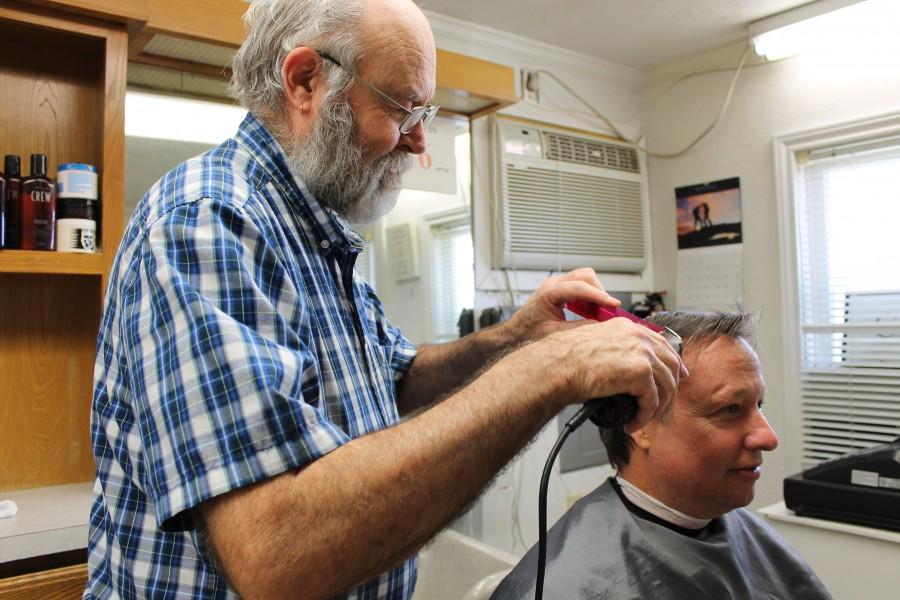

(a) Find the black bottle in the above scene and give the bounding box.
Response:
[0,169,5,249]
[21,154,56,250]
[3,155,21,248]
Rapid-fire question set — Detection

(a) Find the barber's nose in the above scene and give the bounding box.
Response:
[747,411,779,452]
[398,121,427,155]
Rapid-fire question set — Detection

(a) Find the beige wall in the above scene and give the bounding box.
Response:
[428,12,647,553]
[429,10,900,557]
[641,40,900,508]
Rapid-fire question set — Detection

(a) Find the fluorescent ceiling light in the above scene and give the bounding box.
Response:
[125,91,246,144]
[750,0,900,61]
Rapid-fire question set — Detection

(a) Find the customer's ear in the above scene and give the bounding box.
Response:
[629,428,652,451]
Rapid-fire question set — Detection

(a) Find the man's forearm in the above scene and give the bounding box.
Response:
[397,321,525,415]
[201,339,568,600]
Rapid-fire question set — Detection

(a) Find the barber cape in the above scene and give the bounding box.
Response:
[491,478,832,600]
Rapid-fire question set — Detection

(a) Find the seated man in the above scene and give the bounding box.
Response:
[492,312,832,599]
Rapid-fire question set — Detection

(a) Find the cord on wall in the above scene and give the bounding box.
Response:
[530,40,753,159]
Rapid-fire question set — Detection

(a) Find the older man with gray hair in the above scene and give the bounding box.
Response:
[493,312,833,599]
[85,1,684,599]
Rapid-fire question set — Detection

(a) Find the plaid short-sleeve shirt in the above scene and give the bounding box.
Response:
[85,114,418,599]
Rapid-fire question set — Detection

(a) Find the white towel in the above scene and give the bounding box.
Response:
[0,500,18,518]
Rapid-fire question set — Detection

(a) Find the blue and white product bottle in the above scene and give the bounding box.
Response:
[56,163,98,253]
[56,162,98,202]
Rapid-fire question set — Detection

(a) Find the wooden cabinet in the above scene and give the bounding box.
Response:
[0,1,125,491]
[18,1,517,116]
[0,1,126,593]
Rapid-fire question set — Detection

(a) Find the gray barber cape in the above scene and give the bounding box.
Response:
[491,478,832,600]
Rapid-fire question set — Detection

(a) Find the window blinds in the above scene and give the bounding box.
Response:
[431,219,474,343]
[794,142,900,468]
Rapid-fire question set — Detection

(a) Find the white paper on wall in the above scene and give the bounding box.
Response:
[676,244,743,312]
[386,221,420,282]
[400,116,457,195]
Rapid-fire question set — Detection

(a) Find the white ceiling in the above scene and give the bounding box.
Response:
[419,0,814,70]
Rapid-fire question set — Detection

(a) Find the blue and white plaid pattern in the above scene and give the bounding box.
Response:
[85,114,418,599]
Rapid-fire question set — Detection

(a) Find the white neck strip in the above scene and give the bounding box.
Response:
[616,475,711,530]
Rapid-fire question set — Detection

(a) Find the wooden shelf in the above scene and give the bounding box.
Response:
[0,483,92,563]
[0,251,106,276]
[0,563,88,599]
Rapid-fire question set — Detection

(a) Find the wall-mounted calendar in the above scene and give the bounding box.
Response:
[674,177,743,311]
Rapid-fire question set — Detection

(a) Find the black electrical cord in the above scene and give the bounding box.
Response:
[533,325,680,599]
[535,395,636,600]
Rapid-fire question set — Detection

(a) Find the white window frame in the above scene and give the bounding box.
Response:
[425,206,473,343]
[775,109,900,472]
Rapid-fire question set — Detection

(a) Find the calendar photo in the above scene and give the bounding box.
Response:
[675,177,743,250]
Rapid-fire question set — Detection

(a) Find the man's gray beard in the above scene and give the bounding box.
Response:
[285,93,412,224]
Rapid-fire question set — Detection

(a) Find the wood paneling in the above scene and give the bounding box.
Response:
[146,0,246,47]
[100,23,126,281]
[0,275,101,490]
[435,48,518,108]
[129,52,233,82]
[0,564,88,599]
[19,0,147,24]
[13,2,519,115]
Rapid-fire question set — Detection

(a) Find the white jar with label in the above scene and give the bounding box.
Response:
[56,218,96,253]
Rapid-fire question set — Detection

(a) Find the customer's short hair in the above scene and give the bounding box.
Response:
[231,0,364,123]
[599,311,758,470]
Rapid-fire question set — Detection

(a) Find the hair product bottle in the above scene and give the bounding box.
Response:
[56,163,98,253]
[21,154,56,250]
[3,155,22,249]
[0,169,5,249]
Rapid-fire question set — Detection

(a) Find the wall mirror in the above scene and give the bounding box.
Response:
[125,90,474,346]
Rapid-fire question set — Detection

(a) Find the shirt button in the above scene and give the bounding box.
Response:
[320,240,330,249]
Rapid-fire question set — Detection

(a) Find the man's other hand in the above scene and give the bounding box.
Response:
[504,268,620,343]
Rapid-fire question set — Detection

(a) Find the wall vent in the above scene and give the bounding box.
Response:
[543,132,640,173]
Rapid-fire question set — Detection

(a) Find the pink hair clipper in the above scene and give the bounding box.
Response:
[564,300,682,427]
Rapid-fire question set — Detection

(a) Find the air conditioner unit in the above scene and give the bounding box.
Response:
[491,117,647,273]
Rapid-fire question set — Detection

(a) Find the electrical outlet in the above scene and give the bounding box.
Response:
[520,69,539,103]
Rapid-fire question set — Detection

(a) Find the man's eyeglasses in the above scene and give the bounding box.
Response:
[318,52,439,135]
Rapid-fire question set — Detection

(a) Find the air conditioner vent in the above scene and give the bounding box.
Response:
[506,166,644,258]
[492,118,647,273]
[544,132,640,173]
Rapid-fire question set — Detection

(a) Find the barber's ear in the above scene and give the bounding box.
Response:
[282,46,323,114]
